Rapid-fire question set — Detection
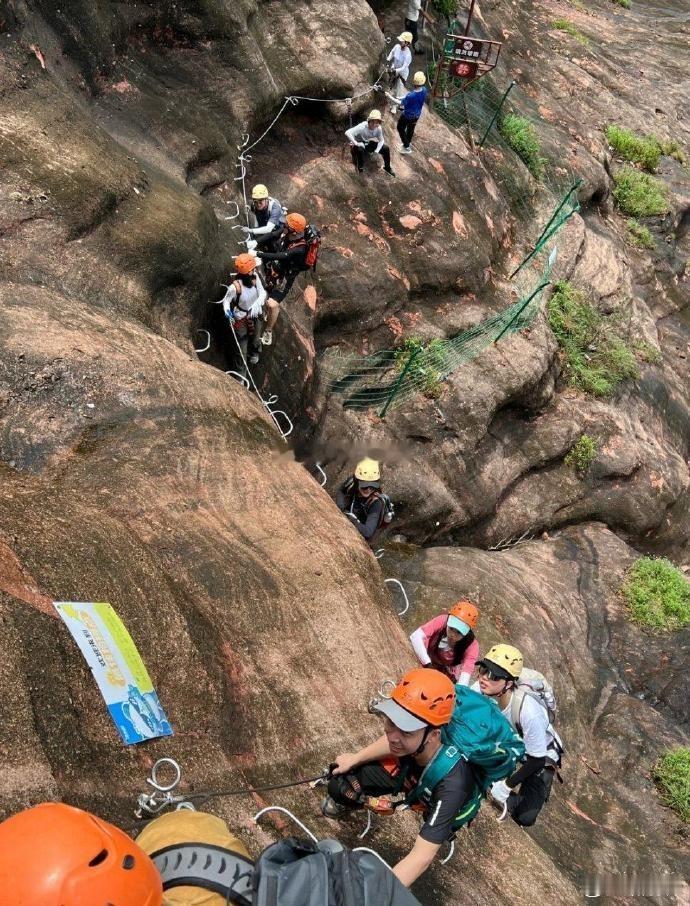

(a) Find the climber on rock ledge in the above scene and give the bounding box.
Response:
[345,110,395,177]
[241,183,287,253]
[336,458,393,541]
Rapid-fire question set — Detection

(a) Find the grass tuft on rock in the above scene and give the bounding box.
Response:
[394,336,449,399]
[626,218,655,249]
[565,434,597,475]
[653,749,690,822]
[552,18,590,45]
[612,167,668,217]
[634,339,662,364]
[605,125,661,171]
[612,0,631,9]
[622,557,690,630]
[498,114,545,179]
[547,281,639,396]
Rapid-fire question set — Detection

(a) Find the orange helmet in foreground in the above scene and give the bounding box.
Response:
[0,802,163,906]
[449,599,479,631]
[286,212,307,232]
[373,667,455,731]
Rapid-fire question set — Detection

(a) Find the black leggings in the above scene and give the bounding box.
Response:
[404,18,419,49]
[350,140,391,172]
[397,115,419,148]
[508,766,555,827]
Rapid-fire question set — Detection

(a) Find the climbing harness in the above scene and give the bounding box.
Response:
[384,578,410,616]
[134,758,329,819]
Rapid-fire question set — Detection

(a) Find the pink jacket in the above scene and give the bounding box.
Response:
[410,613,479,683]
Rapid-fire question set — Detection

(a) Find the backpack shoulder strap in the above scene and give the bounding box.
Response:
[406,740,463,806]
[510,688,526,737]
[150,843,254,905]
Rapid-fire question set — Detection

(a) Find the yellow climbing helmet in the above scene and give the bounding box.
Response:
[251,184,269,200]
[367,109,382,122]
[354,457,381,482]
[479,644,523,679]
[413,71,427,86]
[398,32,414,44]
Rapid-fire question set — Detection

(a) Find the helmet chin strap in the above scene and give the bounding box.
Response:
[414,725,434,757]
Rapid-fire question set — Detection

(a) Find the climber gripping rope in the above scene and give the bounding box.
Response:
[255,212,320,346]
[222,253,266,368]
[241,183,287,253]
[409,599,480,685]
[336,457,394,541]
[472,644,564,827]
[388,71,428,154]
[323,667,525,887]
[386,32,413,111]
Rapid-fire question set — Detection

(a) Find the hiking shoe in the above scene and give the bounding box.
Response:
[321,796,347,819]
[260,330,273,346]
[384,167,396,177]
[400,146,413,154]
[248,352,260,365]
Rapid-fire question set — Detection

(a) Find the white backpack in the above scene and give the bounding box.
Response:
[511,667,557,735]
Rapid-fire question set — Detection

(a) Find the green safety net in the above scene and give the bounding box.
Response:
[323,15,583,416]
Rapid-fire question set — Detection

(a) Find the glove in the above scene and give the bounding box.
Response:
[245,238,258,251]
[240,226,252,234]
[248,299,263,319]
[489,780,512,804]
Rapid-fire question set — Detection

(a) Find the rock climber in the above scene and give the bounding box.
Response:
[345,110,395,177]
[241,183,286,252]
[335,457,390,540]
[403,0,435,54]
[221,252,266,367]
[409,598,480,685]
[0,802,165,905]
[388,71,428,154]
[386,32,413,110]
[255,212,310,346]
[323,668,476,887]
[473,644,562,827]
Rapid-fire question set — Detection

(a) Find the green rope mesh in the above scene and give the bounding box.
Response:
[324,22,583,416]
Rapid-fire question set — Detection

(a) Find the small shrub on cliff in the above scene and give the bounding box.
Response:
[605,125,661,172]
[547,281,639,396]
[432,0,458,23]
[612,167,669,217]
[653,748,690,822]
[626,219,655,249]
[622,557,690,630]
[498,114,545,179]
[394,336,449,399]
[634,339,662,364]
[552,18,591,45]
[565,434,597,475]
[612,0,631,8]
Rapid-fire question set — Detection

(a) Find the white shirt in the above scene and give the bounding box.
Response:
[406,0,422,22]
[387,44,412,81]
[221,276,266,319]
[345,121,385,153]
[470,683,556,759]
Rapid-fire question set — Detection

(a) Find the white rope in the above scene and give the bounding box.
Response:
[315,462,327,487]
[383,578,410,616]
[252,806,319,843]
[440,839,455,864]
[352,847,392,869]
[357,810,374,840]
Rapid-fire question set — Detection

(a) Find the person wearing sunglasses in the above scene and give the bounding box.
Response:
[473,644,562,826]
[409,599,479,685]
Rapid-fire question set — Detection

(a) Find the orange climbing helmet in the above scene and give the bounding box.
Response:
[373,667,455,731]
[448,599,479,632]
[234,253,257,275]
[286,212,307,232]
[0,802,163,905]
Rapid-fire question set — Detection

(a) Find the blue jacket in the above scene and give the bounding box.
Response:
[401,87,427,120]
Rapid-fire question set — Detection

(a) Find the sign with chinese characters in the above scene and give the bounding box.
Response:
[55,601,173,745]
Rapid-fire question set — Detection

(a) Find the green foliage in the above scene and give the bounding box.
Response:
[568,0,588,10]
[605,125,661,172]
[432,0,458,22]
[653,749,690,822]
[498,114,546,179]
[612,0,631,8]
[658,138,686,164]
[612,166,669,217]
[622,557,690,630]
[548,281,639,396]
[634,339,662,364]
[564,434,597,475]
[626,218,655,249]
[394,337,450,399]
[552,18,591,45]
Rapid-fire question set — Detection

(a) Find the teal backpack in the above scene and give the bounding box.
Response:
[406,686,525,829]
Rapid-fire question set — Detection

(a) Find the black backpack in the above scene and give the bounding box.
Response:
[252,837,422,906]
